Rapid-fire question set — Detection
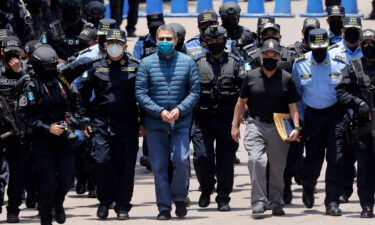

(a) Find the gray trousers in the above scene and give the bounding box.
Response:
[244,118,290,208]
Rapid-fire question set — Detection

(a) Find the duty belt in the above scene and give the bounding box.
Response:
[249,113,273,124]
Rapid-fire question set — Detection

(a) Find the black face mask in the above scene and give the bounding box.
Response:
[362,42,375,59]
[222,18,239,30]
[4,53,20,64]
[34,66,58,80]
[175,39,184,52]
[62,10,79,23]
[312,49,327,63]
[329,20,343,36]
[207,42,226,55]
[344,29,360,45]
[262,57,278,71]
[149,27,158,39]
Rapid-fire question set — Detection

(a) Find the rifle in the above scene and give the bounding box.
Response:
[366,86,375,153]
[0,95,24,142]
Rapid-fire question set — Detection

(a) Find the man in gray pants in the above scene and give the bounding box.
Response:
[231,39,301,219]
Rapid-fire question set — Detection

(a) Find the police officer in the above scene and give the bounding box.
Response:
[78,29,144,220]
[365,1,375,20]
[336,29,375,218]
[167,23,186,52]
[326,5,345,45]
[219,1,256,56]
[42,0,93,60]
[185,10,238,58]
[292,29,346,216]
[288,18,320,57]
[0,36,27,223]
[328,16,363,204]
[244,22,293,73]
[110,0,138,37]
[83,1,105,28]
[24,0,50,39]
[192,25,244,211]
[133,13,164,60]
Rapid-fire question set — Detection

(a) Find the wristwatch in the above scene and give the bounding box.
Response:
[293,126,302,131]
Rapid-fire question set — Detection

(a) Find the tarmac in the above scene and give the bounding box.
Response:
[3,0,375,224]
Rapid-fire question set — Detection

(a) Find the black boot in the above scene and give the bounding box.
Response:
[302,187,314,208]
[96,204,109,219]
[283,184,293,205]
[361,206,374,218]
[54,206,66,224]
[6,214,20,223]
[325,202,342,216]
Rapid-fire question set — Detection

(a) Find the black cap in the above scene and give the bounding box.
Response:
[78,27,98,41]
[260,23,280,34]
[308,28,329,49]
[257,17,275,29]
[327,5,345,17]
[167,23,186,40]
[24,40,42,55]
[219,2,241,17]
[204,25,227,40]
[97,19,117,35]
[261,39,281,55]
[198,10,218,24]
[106,29,127,43]
[303,18,320,30]
[360,29,375,43]
[1,36,23,53]
[343,17,362,29]
[147,13,165,27]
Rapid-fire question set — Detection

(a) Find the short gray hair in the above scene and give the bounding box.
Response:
[156,25,177,39]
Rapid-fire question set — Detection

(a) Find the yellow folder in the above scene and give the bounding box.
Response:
[273,113,300,142]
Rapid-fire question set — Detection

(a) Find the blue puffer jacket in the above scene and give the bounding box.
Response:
[136,51,200,130]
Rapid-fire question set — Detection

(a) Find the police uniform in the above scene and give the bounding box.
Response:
[133,13,164,60]
[292,29,346,215]
[327,6,345,46]
[192,25,245,210]
[336,29,375,218]
[219,2,256,57]
[328,17,363,203]
[0,36,27,221]
[244,23,293,73]
[77,30,140,218]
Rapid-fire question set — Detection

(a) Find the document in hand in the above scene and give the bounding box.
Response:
[273,113,300,142]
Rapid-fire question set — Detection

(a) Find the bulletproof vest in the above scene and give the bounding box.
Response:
[195,54,240,114]
[0,65,19,99]
[288,41,310,58]
[140,34,157,59]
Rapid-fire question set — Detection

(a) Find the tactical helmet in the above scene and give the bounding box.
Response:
[204,25,227,40]
[59,0,82,10]
[167,23,186,40]
[219,2,241,17]
[85,1,105,18]
[30,46,59,68]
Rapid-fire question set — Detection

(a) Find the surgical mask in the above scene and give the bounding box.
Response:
[262,58,278,71]
[362,42,375,59]
[312,49,327,63]
[107,43,124,58]
[157,41,174,54]
[207,42,225,55]
[329,20,343,36]
[344,29,360,45]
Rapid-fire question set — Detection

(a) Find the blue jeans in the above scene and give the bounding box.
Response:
[147,128,190,212]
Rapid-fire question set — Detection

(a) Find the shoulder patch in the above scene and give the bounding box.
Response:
[127,53,141,64]
[294,55,306,63]
[78,47,92,55]
[333,55,346,64]
[328,43,339,50]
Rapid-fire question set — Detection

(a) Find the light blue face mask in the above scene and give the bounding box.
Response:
[157,41,174,54]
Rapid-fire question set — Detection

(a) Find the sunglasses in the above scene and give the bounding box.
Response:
[158,37,173,42]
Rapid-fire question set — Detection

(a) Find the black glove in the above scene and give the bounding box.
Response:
[358,101,370,118]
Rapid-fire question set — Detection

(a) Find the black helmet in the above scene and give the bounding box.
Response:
[85,1,105,18]
[167,23,186,40]
[219,2,241,17]
[204,25,227,40]
[59,0,82,10]
[30,46,59,68]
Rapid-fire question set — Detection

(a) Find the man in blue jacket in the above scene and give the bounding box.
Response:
[136,25,200,220]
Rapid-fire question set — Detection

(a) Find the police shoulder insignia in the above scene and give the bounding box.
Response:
[294,55,306,63]
[78,47,91,55]
[333,55,346,64]
[96,67,110,73]
[300,74,312,78]
[127,54,141,64]
[328,43,339,50]
[329,73,341,77]
[18,95,28,107]
[121,67,136,72]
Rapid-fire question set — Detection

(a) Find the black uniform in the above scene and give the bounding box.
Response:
[336,57,375,215]
[110,0,139,34]
[192,50,244,206]
[78,52,140,213]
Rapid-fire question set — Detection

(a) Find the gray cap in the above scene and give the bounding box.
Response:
[303,18,320,30]
[260,22,280,34]
[78,27,98,41]
[360,29,375,43]
[261,39,281,55]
